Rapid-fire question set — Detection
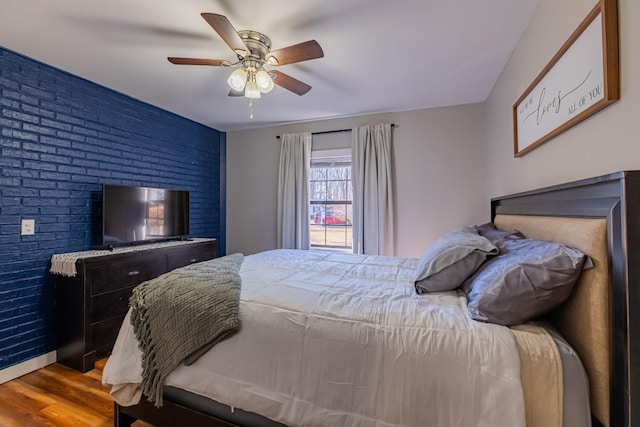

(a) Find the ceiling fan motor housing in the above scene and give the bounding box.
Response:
[237,30,272,65]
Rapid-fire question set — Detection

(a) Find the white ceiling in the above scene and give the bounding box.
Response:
[0,0,539,132]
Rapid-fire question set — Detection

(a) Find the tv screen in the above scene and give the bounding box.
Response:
[102,184,189,247]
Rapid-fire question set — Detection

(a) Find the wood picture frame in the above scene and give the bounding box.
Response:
[513,0,619,157]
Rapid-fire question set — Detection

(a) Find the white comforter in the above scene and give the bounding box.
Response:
[103,249,525,427]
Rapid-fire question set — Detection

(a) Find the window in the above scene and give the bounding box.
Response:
[309,149,352,249]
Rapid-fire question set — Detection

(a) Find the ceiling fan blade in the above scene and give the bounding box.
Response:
[201,13,248,56]
[168,57,231,66]
[270,70,312,96]
[228,88,244,97]
[266,40,324,66]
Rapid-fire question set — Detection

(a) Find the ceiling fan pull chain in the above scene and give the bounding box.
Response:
[249,99,254,119]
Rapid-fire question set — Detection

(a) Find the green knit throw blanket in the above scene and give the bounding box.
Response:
[130,253,243,407]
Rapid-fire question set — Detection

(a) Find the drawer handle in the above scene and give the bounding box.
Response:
[127,270,140,277]
[189,258,198,263]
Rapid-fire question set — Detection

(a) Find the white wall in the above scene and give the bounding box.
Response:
[485,0,640,197]
[227,104,489,258]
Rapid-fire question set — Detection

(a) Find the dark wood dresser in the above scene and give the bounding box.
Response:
[53,239,217,372]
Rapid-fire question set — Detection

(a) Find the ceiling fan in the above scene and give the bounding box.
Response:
[168,13,324,98]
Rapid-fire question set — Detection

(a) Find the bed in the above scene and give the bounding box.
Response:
[103,171,640,427]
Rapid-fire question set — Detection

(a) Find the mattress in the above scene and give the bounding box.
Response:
[102,249,575,427]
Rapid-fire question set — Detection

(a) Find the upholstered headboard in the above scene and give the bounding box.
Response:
[490,171,640,427]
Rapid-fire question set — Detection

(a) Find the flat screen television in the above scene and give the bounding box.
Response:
[102,183,190,247]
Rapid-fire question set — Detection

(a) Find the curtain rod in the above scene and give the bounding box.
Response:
[276,123,396,139]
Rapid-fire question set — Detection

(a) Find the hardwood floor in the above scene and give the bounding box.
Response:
[0,359,152,427]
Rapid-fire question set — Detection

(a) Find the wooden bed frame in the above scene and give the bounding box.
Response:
[115,170,640,427]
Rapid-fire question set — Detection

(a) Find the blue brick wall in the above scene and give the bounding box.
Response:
[0,47,225,371]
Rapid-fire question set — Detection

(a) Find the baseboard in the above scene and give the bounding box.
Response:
[0,351,57,384]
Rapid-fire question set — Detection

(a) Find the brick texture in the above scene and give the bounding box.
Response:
[0,47,224,371]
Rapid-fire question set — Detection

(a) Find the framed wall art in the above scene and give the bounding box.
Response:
[513,0,619,157]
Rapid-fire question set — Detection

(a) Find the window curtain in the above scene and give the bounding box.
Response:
[351,123,394,255]
[277,132,311,249]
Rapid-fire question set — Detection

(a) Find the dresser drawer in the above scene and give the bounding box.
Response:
[166,246,216,270]
[92,287,133,322]
[88,255,166,296]
[92,316,124,356]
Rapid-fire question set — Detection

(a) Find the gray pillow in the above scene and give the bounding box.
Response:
[475,222,524,244]
[463,237,590,326]
[414,226,498,294]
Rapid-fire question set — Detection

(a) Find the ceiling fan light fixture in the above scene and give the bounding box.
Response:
[244,79,261,99]
[256,70,275,93]
[227,68,247,92]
